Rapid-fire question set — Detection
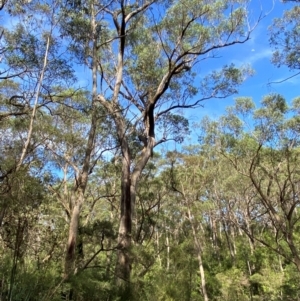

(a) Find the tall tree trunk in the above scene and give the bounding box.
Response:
[16,32,51,171]
[186,206,209,301]
[114,133,154,290]
[63,6,98,277]
[115,151,132,288]
[64,197,82,277]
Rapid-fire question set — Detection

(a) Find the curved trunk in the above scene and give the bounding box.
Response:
[63,5,98,277]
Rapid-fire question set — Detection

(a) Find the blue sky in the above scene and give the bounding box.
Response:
[1,0,299,151]
[2,0,297,111]
[160,0,300,152]
[192,0,300,121]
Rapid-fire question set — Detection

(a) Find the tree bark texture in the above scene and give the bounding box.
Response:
[115,153,132,286]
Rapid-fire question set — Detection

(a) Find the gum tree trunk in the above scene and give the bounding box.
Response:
[63,5,99,277]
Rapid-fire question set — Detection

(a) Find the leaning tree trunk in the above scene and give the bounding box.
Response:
[63,10,99,277]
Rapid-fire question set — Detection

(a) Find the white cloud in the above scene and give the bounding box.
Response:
[230,48,273,67]
[248,48,273,64]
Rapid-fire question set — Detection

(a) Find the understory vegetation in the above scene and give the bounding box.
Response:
[1,0,300,300]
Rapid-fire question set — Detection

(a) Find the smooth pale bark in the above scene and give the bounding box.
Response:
[186,205,209,301]
[64,199,82,275]
[63,6,99,277]
[156,229,162,267]
[176,176,209,301]
[95,0,258,286]
[63,123,98,276]
[166,230,170,271]
[16,34,50,171]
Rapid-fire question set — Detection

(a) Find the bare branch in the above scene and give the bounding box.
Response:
[268,71,300,85]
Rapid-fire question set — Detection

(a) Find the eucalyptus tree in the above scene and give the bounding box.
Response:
[0,3,80,299]
[200,94,300,273]
[40,87,118,280]
[269,0,300,81]
[1,0,114,283]
[165,151,213,301]
[0,0,75,187]
[60,0,262,289]
[0,0,74,235]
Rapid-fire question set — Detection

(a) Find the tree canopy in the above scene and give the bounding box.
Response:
[0,0,300,301]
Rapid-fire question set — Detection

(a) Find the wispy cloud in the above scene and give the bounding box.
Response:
[229,47,273,67]
[247,48,273,65]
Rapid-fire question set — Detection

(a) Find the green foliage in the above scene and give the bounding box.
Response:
[216,268,249,301]
[0,256,62,301]
[269,5,300,70]
[66,269,114,301]
[157,113,190,143]
[2,1,300,301]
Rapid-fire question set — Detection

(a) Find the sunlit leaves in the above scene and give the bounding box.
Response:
[157,113,189,143]
[200,64,253,98]
[234,97,255,116]
[3,24,39,71]
[269,5,300,70]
